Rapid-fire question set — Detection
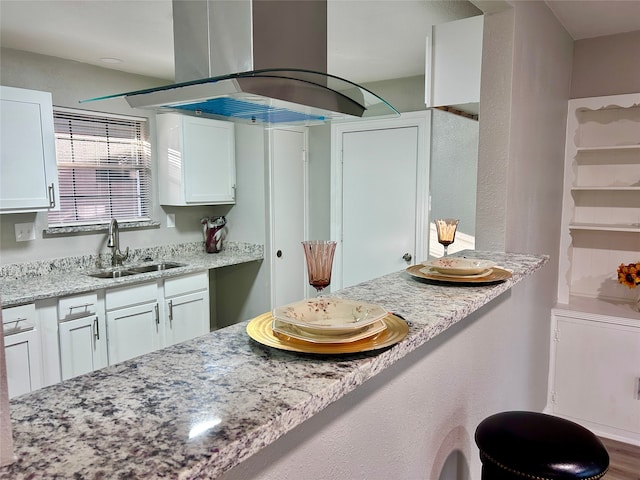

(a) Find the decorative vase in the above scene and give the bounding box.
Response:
[635,289,640,313]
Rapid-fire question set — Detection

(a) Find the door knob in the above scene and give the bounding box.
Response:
[276,250,283,258]
[402,253,412,262]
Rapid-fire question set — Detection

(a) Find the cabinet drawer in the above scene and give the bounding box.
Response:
[106,282,158,310]
[2,303,36,335]
[164,271,208,298]
[58,292,98,320]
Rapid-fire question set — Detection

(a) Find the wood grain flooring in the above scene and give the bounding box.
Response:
[600,437,640,480]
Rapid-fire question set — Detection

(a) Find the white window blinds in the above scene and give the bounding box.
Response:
[48,108,152,226]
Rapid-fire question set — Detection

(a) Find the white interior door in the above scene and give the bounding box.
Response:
[332,112,430,289]
[270,127,308,307]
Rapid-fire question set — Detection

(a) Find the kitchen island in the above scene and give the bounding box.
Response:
[0,251,547,479]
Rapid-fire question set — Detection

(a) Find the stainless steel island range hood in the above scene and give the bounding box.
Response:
[84,0,399,125]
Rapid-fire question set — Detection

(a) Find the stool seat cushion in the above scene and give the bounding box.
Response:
[475,411,609,479]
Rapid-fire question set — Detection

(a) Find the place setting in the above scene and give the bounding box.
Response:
[406,218,512,284]
[247,240,409,354]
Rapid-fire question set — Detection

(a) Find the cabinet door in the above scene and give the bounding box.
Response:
[4,329,43,399]
[182,116,236,204]
[426,15,483,109]
[552,316,640,434]
[0,86,59,213]
[59,315,107,380]
[165,291,209,346]
[106,302,160,365]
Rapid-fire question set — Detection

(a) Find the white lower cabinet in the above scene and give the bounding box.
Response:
[547,309,640,444]
[57,292,108,381]
[2,303,43,399]
[3,271,211,393]
[105,282,161,365]
[164,272,210,346]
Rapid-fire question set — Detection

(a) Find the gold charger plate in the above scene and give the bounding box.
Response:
[406,264,512,284]
[247,312,409,354]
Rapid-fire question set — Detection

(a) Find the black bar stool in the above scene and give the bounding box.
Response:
[475,411,609,479]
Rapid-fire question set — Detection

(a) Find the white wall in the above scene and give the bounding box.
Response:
[221,1,574,479]
[430,109,479,239]
[571,30,640,98]
[215,124,270,327]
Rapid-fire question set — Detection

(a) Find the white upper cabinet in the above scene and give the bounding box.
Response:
[0,86,60,213]
[425,15,483,112]
[157,113,236,206]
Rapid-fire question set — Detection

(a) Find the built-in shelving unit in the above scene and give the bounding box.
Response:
[547,93,640,446]
[557,93,640,308]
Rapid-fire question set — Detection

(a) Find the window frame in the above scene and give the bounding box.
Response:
[47,107,153,228]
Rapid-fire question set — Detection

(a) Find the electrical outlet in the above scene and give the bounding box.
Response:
[167,213,176,228]
[15,222,36,242]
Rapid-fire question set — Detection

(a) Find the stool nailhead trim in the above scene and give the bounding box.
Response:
[479,451,609,480]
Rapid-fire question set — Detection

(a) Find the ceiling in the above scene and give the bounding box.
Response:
[1,0,639,84]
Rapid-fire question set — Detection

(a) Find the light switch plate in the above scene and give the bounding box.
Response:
[15,222,36,242]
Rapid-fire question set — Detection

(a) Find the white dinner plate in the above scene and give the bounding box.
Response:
[423,258,496,276]
[272,297,388,335]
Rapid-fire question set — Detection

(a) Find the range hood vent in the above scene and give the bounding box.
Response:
[83,0,399,125]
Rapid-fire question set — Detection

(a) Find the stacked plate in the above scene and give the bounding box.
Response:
[272,298,389,344]
[246,298,409,354]
[406,257,512,284]
[421,257,497,279]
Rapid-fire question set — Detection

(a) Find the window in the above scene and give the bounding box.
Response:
[48,108,151,226]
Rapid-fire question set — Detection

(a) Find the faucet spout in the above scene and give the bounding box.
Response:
[108,218,129,266]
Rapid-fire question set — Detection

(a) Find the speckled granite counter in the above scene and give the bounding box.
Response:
[0,241,263,307]
[0,251,547,479]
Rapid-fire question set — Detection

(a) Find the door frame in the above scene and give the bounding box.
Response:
[266,126,310,308]
[330,111,431,290]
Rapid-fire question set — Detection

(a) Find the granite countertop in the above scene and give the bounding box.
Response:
[0,242,263,308]
[0,251,547,479]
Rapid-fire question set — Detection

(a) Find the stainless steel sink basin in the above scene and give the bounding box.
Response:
[86,262,186,279]
[127,262,186,273]
[87,269,138,279]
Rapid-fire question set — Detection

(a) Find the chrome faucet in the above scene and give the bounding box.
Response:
[107,218,129,267]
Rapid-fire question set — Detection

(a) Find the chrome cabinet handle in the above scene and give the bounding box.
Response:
[168,300,173,325]
[154,304,159,326]
[93,317,99,341]
[48,183,56,208]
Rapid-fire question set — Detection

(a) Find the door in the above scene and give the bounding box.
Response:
[165,291,208,346]
[59,315,106,380]
[182,115,236,204]
[106,302,160,364]
[0,87,58,212]
[269,127,307,307]
[4,329,43,398]
[552,316,640,434]
[333,113,430,289]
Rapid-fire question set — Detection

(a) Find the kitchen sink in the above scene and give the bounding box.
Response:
[85,262,186,279]
[127,262,186,273]
[87,269,138,279]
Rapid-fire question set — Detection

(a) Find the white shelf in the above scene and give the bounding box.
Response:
[554,296,640,324]
[576,144,640,153]
[568,222,640,233]
[571,186,640,191]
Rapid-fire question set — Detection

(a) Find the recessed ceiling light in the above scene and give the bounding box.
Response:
[100,57,123,64]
